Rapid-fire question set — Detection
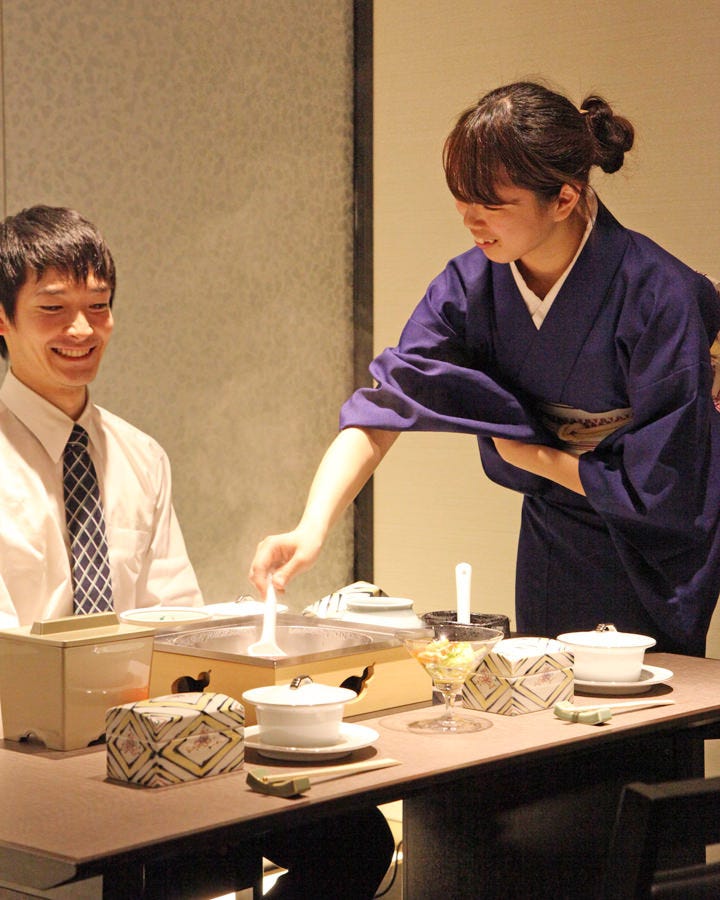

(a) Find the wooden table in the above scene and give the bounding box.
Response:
[1,652,719,899]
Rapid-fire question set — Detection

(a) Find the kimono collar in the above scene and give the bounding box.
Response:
[490,199,632,397]
[511,191,599,328]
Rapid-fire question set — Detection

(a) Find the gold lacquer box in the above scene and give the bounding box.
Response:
[150,614,431,725]
[0,612,154,750]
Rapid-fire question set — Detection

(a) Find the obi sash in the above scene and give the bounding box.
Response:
[538,401,633,456]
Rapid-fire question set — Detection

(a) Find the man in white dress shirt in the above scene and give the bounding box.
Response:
[0,205,203,625]
[0,206,394,899]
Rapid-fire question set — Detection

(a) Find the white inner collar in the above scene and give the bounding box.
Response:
[510,191,598,329]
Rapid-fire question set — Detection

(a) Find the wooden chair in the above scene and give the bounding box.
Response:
[603,775,720,898]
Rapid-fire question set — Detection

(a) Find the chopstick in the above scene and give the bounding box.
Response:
[255,757,401,785]
[567,699,675,712]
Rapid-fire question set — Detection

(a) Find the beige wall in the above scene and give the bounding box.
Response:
[372,0,720,651]
[0,0,355,609]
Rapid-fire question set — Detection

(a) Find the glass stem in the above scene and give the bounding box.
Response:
[439,686,460,725]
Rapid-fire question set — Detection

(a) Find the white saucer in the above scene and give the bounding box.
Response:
[244,722,379,761]
[574,664,674,695]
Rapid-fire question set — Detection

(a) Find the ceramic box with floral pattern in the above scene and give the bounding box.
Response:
[463,637,573,715]
[106,691,244,787]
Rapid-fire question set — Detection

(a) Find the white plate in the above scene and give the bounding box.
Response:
[574,664,674,695]
[244,722,379,761]
[119,606,212,626]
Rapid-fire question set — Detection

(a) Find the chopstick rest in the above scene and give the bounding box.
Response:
[246,757,401,797]
[553,698,675,726]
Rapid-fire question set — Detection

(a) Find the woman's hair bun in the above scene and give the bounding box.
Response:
[580,95,635,174]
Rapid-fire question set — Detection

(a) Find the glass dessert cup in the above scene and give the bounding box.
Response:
[402,625,504,734]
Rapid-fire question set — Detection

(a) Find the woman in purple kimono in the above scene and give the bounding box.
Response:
[251,82,720,656]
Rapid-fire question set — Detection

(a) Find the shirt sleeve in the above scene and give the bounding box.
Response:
[0,576,20,628]
[133,449,204,608]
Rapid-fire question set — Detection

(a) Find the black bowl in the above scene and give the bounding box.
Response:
[421,610,511,639]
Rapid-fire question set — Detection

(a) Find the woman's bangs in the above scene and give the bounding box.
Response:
[444,129,505,206]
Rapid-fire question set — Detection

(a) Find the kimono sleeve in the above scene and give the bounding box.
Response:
[579,266,720,558]
[340,252,547,442]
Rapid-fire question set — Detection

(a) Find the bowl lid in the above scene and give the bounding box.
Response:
[557,631,656,649]
[345,595,413,611]
[243,682,356,707]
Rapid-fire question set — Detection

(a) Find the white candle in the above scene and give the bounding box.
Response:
[455,562,472,624]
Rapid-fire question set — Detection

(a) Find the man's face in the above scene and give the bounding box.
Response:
[0,268,113,418]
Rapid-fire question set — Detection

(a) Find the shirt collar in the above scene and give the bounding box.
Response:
[0,370,101,464]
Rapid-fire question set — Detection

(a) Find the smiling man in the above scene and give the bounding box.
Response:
[0,206,394,900]
[6,268,114,419]
[0,205,203,627]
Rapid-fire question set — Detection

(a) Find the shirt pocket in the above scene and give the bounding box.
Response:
[107,526,152,578]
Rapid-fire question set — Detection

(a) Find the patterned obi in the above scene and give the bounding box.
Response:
[711,332,720,412]
[538,401,634,456]
[708,277,720,412]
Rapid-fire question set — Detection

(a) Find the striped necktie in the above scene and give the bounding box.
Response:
[63,424,114,614]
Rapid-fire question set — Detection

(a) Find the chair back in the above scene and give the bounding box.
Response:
[604,775,720,898]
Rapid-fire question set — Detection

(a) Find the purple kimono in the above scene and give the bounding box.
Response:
[341,201,720,655]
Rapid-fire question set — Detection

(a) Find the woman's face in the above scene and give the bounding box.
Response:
[455,183,577,271]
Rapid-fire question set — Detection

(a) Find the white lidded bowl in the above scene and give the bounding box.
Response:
[558,630,656,682]
[242,681,356,747]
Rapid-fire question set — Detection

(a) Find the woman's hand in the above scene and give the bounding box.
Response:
[492,437,585,495]
[249,526,323,596]
[248,427,400,597]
